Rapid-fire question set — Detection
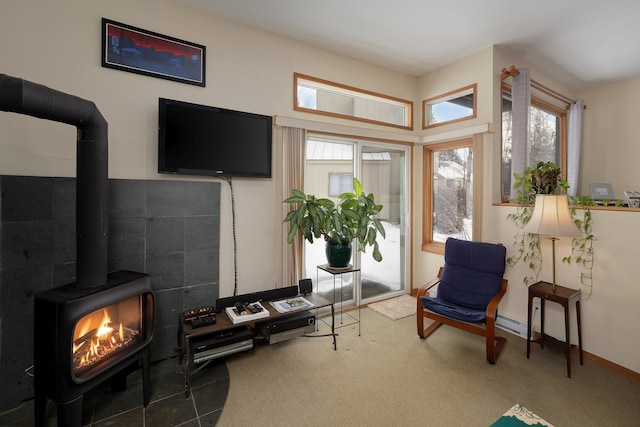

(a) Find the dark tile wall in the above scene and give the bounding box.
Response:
[0,176,221,411]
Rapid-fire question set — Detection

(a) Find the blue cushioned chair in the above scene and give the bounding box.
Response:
[416,238,508,364]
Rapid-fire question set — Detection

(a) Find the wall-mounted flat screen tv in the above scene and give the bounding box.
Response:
[158,98,272,178]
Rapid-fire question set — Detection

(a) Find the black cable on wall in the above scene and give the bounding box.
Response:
[226,176,239,296]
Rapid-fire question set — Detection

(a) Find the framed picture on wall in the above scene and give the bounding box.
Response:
[101,18,206,87]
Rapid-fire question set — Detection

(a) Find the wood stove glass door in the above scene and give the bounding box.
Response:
[72,294,143,381]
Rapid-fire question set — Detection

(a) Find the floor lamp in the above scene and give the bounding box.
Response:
[522,194,582,291]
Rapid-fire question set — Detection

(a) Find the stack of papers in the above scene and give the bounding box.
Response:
[225,301,270,324]
[270,296,315,314]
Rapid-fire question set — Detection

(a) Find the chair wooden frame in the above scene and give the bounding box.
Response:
[416,267,508,364]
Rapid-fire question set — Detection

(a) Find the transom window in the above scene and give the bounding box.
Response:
[422,84,477,129]
[294,73,413,130]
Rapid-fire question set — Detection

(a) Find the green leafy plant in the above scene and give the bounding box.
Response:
[283,177,386,262]
[506,162,566,285]
[511,161,568,201]
[507,162,625,291]
[562,195,595,296]
[562,195,622,296]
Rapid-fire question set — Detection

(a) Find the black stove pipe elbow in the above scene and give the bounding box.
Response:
[0,74,108,288]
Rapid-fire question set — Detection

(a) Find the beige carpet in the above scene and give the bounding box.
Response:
[214,308,640,426]
[367,294,416,320]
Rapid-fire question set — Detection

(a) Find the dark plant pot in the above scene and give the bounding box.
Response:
[325,240,352,267]
[532,172,559,194]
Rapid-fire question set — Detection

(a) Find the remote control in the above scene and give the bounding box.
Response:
[235,302,247,315]
[246,303,258,314]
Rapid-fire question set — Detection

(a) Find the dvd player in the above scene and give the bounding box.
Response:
[191,326,253,364]
[256,311,316,344]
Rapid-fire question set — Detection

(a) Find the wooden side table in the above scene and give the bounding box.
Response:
[526,281,583,378]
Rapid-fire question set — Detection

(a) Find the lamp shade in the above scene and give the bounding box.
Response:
[522,194,582,237]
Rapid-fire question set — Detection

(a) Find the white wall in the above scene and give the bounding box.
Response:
[492,49,640,374]
[418,47,495,136]
[2,0,639,375]
[0,0,416,299]
[492,49,640,375]
[412,45,640,374]
[579,76,640,197]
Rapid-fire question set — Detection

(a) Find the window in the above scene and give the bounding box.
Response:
[295,73,413,130]
[328,173,353,196]
[423,138,474,253]
[501,83,567,201]
[422,84,477,129]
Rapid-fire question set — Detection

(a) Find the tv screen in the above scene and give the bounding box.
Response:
[158,98,272,178]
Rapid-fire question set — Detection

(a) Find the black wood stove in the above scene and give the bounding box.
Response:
[0,74,155,427]
[33,271,154,426]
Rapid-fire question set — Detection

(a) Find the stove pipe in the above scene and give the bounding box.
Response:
[0,74,108,288]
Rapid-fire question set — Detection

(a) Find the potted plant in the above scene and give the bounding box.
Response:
[512,161,567,202]
[283,177,386,267]
[506,161,615,295]
[507,162,569,285]
[530,161,562,194]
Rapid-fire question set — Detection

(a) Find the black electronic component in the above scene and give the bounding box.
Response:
[184,305,214,323]
[158,98,272,178]
[299,278,313,295]
[255,311,316,344]
[234,302,247,315]
[191,314,216,328]
[190,326,253,364]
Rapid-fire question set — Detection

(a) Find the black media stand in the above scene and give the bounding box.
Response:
[177,287,335,397]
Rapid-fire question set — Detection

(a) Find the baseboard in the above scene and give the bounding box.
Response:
[529,331,640,385]
[495,313,528,338]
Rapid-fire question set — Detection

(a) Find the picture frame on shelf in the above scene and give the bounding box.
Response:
[588,182,614,202]
[101,18,206,87]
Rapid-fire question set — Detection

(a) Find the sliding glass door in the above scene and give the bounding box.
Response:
[304,134,409,306]
[359,142,408,303]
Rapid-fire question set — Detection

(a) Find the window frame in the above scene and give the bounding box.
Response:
[422,137,477,254]
[422,83,477,129]
[500,82,568,203]
[294,72,413,130]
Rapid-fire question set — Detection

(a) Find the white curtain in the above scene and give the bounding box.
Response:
[510,67,531,199]
[281,126,307,286]
[567,99,584,197]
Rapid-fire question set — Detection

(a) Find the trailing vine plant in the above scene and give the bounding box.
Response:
[564,195,622,297]
[505,197,541,286]
[563,195,595,296]
[506,162,568,286]
[507,161,622,295]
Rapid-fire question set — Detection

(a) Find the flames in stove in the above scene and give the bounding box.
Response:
[71,295,143,379]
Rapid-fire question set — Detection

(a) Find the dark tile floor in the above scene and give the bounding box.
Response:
[0,356,229,427]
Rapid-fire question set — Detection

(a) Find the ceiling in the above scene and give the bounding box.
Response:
[184,0,640,92]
